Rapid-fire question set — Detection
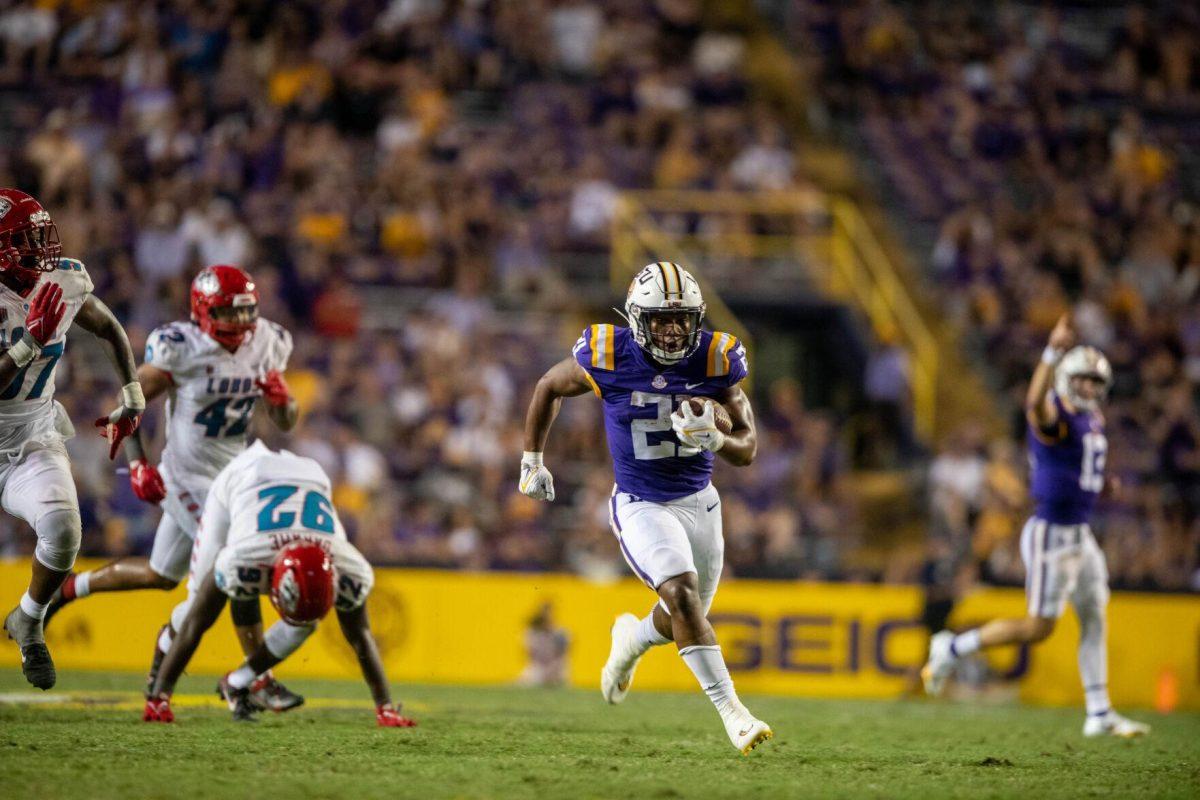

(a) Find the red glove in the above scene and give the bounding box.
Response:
[95,411,141,461]
[95,382,146,461]
[25,282,65,346]
[376,703,416,728]
[143,694,174,723]
[256,370,291,408]
[130,459,167,504]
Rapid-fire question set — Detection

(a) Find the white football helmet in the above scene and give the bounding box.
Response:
[625,261,706,365]
[1055,345,1112,411]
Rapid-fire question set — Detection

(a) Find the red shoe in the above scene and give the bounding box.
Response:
[143,694,174,723]
[376,703,416,728]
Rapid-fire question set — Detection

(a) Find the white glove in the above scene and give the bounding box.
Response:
[519,451,555,501]
[671,401,725,453]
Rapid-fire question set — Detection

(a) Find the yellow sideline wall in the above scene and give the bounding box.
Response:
[1,559,1196,710]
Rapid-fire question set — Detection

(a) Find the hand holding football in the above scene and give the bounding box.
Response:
[685,397,733,435]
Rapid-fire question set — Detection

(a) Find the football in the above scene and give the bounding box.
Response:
[686,397,734,435]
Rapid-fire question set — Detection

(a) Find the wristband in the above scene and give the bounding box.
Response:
[121,381,146,412]
[522,451,543,467]
[7,332,39,368]
[1041,346,1064,366]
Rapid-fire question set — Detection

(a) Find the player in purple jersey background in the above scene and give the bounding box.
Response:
[922,314,1149,738]
[518,261,772,755]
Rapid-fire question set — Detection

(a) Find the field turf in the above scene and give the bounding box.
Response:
[0,670,1196,799]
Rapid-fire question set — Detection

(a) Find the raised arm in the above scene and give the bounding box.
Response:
[519,356,595,501]
[1026,313,1075,433]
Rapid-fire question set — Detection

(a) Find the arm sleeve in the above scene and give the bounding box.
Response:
[333,541,375,611]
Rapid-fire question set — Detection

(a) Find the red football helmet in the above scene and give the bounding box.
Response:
[0,188,61,295]
[190,265,258,350]
[270,543,335,625]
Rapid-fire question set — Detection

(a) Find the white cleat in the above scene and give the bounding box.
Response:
[1083,710,1150,738]
[725,709,773,755]
[921,630,956,697]
[600,613,643,705]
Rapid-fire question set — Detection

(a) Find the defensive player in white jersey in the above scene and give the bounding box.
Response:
[520,262,771,755]
[142,441,415,728]
[922,314,1149,737]
[44,264,302,708]
[0,189,146,690]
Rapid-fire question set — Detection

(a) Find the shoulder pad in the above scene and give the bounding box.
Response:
[49,258,94,300]
[577,323,618,372]
[145,321,198,371]
[704,332,742,378]
[258,319,293,369]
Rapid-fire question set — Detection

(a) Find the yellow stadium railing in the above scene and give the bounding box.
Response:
[609,190,938,441]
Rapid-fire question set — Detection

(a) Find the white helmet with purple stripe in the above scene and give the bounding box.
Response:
[1055,345,1112,411]
[625,261,706,365]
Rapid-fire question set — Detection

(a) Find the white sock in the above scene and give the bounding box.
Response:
[227,663,257,690]
[1077,605,1110,716]
[19,591,47,621]
[679,645,741,717]
[636,613,670,652]
[74,571,92,598]
[950,629,982,658]
[157,625,174,655]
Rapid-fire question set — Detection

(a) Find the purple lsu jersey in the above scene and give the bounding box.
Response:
[1026,392,1107,524]
[574,324,748,502]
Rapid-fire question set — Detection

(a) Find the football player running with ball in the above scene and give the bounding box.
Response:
[0,189,145,690]
[142,441,414,728]
[520,261,771,755]
[44,265,304,710]
[922,313,1149,738]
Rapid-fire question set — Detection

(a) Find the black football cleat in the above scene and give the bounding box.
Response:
[249,672,305,713]
[216,673,260,722]
[5,607,56,690]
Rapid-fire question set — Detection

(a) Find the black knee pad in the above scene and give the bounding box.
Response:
[229,597,263,627]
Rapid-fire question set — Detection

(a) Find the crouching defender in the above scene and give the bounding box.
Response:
[142,441,414,727]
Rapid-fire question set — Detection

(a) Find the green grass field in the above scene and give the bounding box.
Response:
[0,670,1196,799]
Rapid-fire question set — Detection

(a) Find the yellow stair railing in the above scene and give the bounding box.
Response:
[828,199,938,443]
[609,190,939,441]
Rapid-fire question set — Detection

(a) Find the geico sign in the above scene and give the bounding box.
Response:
[710,613,1031,679]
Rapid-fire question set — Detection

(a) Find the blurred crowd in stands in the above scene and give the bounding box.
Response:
[788,0,1200,591]
[0,0,1195,592]
[0,0,853,583]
